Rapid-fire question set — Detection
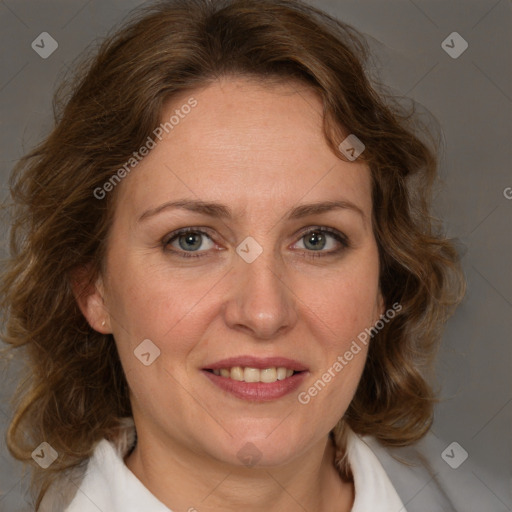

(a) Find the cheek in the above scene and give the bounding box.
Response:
[294,272,376,421]
[103,261,220,411]
[104,250,223,356]
[297,254,382,348]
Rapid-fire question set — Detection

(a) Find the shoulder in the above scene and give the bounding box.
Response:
[361,430,507,512]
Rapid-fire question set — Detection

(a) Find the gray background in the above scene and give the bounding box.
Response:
[0,0,510,510]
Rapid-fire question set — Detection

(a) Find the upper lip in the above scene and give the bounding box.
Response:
[204,356,308,372]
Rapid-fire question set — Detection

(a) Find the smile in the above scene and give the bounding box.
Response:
[202,357,308,401]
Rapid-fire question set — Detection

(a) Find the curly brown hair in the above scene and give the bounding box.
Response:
[0,0,465,508]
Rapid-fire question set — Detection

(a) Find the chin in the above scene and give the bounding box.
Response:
[199,427,314,469]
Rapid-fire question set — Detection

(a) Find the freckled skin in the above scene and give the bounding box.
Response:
[79,77,384,512]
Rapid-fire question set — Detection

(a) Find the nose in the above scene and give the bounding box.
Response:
[222,249,298,340]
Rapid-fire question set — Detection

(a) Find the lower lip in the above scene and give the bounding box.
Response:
[202,370,308,402]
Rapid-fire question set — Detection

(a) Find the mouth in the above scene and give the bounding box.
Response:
[202,356,308,401]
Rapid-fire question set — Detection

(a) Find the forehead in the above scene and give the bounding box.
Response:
[115,77,372,220]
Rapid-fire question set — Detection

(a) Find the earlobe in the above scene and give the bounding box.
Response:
[376,290,386,322]
[70,266,111,334]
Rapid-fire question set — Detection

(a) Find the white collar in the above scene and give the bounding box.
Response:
[345,427,406,511]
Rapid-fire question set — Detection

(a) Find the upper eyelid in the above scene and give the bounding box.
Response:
[163,226,216,243]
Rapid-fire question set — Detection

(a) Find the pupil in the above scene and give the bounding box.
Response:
[179,233,201,251]
[305,231,325,250]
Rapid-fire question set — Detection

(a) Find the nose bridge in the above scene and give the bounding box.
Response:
[223,239,297,339]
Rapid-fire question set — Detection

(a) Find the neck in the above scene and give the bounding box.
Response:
[124,429,354,512]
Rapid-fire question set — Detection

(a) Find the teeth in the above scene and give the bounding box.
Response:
[277,367,287,380]
[231,366,244,381]
[244,367,260,383]
[211,366,298,383]
[260,368,277,383]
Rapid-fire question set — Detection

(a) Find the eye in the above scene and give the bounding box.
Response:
[163,228,216,258]
[162,226,349,260]
[292,227,349,257]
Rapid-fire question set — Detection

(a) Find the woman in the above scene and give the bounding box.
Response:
[1,0,468,510]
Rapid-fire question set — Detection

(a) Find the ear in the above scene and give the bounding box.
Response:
[70,265,111,334]
[375,289,386,322]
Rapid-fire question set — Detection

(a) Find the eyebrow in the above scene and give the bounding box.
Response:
[138,199,366,223]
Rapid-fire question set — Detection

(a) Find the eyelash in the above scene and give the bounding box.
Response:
[162,226,350,260]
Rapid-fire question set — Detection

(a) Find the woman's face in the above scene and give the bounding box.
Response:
[88,77,384,467]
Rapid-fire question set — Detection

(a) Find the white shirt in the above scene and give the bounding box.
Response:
[63,427,406,512]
